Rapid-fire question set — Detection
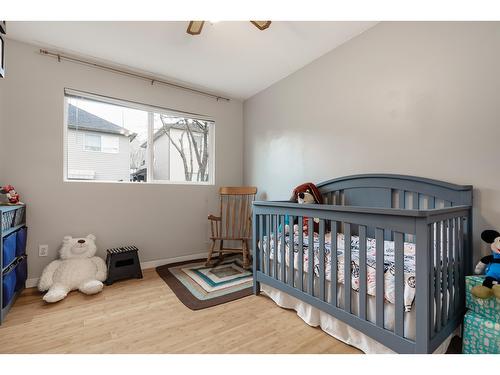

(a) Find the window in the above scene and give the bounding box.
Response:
[64,89,215,184]
[84,134,101,152]
[84,134,120,153]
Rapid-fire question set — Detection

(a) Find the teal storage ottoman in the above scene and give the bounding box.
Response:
[462,311,500,354]
[465,275,500,323]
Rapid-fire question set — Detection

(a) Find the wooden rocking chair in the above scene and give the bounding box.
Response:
[207,186,257,268]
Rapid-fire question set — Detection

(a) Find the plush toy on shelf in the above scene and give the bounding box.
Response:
[38,234,107,303]
[289,182,323,235]
[471,229,500,299]
[0,184,22,205]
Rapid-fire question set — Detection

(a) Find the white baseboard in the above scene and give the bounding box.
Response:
[139,252,208,269]
[26,278,39,288]
[26,252,208,289]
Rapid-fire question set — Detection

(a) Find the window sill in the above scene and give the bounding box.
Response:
[63,179,215,186]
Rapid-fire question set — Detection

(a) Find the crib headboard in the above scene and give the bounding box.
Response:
[317,174,472,209]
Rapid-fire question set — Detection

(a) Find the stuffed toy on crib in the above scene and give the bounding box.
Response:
[281,182,323,235]
[38,234,107,303]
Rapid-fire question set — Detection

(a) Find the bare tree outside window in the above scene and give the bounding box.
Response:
[158,116,211,182]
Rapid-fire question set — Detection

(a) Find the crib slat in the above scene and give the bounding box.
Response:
[274,215,279,279]
[266,215,271,276]
[266,215,272,275]
[298,217,304,291]
[435,221,442,331]
[442,220,448,326]
[331,221,338,306]
[319,220,326,301]
[308,218,314,296]
[428,196,435,209]
[412,192,418,209]
[376,227,384,328]
[281,215,286,282]
[448,219,454,318]
[399,190,405,209]
[259,215,264,273]
[359,225,367,320]
[458,218,464,309]
[271,215,276,276]
[288,215,295,287]
[394,231,404,337]
[335,191,340,205]
[267,214,272,275]
[454,217,460,312]
[344,223,352,313]
[429,222,435,337]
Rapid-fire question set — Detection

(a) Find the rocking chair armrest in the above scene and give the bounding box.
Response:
[208,215,221,221]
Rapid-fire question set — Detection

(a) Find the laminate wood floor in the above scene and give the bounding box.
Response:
[0,269,361,354]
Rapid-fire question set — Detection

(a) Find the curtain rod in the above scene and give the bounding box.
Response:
[38,49,231,102]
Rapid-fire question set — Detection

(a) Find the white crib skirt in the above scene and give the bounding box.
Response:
[261,283,456,354]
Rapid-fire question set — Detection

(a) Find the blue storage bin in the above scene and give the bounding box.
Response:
[2,268,17,308]
[15,227,27,257]
[1,209,16,231]
[13,206,25,227]
[15,257,27,291]
[2,232,17,269]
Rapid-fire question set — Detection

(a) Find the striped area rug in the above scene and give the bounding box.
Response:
[156,256,253,310]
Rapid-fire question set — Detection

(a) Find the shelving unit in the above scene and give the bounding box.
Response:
[0,204,27,325]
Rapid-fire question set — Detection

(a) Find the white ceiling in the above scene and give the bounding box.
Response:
[7,21,377,100]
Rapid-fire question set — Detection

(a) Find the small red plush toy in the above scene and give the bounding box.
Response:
[290,182,323,235]
[1,185,21,204]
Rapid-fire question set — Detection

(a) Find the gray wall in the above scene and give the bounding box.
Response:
[244,22,500,261]
[0,39,243,279]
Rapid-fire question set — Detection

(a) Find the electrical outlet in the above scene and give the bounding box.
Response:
[39,245,48,257]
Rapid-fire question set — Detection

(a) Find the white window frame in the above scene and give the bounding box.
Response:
[63,89,216,185]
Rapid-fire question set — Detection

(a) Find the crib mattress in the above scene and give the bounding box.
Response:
[262,231,416,311]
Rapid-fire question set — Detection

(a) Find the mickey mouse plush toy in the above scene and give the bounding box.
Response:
[471,230,500,299]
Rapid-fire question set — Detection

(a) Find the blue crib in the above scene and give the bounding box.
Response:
[252,174,473,354]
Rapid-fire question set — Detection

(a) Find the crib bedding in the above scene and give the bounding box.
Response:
[262,231,416,311]
[261,283,456,354]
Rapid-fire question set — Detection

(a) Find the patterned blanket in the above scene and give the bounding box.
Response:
[262,232,416,311]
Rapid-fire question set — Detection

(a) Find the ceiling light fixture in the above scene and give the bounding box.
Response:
[186,21,271,35]
[186,21,204,35]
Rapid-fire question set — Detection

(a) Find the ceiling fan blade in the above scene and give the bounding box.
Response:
[250,21,271,30]
[187,21,205,35]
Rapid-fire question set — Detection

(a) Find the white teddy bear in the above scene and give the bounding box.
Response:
[38,234,107,303]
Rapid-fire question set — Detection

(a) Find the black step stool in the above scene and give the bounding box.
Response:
[105,246,143,285]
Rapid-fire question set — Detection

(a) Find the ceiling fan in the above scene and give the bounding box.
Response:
[187,21,271,35]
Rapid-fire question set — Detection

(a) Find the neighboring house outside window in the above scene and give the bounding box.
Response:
[66,104,135,181]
